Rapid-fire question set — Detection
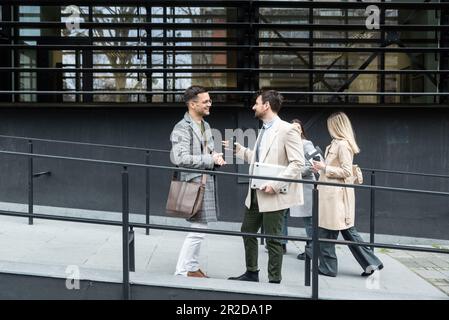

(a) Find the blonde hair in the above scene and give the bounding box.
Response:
[327,112,360,154]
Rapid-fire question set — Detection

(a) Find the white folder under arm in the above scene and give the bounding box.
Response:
[250,162,289,193]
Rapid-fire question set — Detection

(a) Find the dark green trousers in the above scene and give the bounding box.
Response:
[241,190,286,282]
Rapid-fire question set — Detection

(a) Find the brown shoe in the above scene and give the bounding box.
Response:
[187,269,209,278]
[197,269,209,278]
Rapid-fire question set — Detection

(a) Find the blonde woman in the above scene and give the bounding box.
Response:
[312,112,383,277]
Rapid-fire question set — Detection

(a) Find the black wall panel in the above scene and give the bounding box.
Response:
[0,106,447,239]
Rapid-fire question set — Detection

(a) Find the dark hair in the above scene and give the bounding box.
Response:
[184,85,208,106]
[291,118,307,139]
[257,90,284,113]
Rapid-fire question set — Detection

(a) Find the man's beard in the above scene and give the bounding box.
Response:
[195,107,209,117]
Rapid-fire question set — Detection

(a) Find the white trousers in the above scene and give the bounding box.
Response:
[174,222,208,276]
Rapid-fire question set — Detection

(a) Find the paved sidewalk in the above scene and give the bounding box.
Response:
[382,247,449,296]
[0,202,448,300]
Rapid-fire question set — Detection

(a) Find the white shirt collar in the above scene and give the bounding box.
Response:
[262,115,279,129]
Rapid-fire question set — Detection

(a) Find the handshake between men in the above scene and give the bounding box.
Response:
[171,87,303,284]
[212,151,226,167]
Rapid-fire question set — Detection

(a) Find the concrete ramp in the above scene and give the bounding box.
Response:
[0,210,447,300]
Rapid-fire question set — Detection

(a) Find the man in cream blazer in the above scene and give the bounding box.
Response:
[228,90,304,284]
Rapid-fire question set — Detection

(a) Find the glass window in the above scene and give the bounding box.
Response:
[5,3,446,106]
[19,50,37,102]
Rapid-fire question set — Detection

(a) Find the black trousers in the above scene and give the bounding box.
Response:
[318,226,383,276]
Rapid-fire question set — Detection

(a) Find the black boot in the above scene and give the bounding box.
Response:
[361,264,383,277]
[297,252,305,260]
[228,270,259,282]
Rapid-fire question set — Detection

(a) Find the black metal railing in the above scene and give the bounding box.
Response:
[1,0,448,9]
[1,0,448,107]
[1,133,448,256]
[0,134,170,235]
[0,145,448,300]
[361,167,449,250]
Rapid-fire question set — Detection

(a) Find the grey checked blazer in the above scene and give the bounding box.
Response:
[169,112,219,223]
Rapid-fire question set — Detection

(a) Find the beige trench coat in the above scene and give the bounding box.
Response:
[236,118,304,212]
[318,139,355,230]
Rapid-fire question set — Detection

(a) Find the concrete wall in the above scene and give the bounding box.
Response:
[0,273,291,300]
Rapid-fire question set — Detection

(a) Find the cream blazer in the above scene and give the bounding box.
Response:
[236,118,304,212]
[318,139,355,230]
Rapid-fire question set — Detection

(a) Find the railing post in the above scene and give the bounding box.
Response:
[370,171,376,251]
[122,166,130,300]
[28,140,33,225]
[304,247,311,287]
[260,225,265,245]
[311,183,319,300]
[145,150,150,235]
[129,227,135,272]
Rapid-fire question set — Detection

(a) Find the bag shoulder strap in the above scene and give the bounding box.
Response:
[189,123,208,186]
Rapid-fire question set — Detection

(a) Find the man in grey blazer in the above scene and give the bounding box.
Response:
[228,90,304,284]
[170,85,226,278]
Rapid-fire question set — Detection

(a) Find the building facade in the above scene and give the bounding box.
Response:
[0,1,448,239]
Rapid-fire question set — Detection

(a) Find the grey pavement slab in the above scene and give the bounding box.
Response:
[439,286,449,294]
[413,269,448,280]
